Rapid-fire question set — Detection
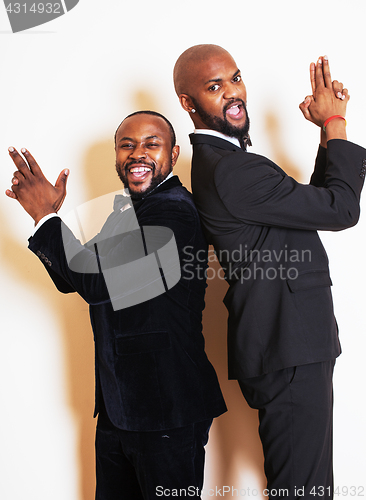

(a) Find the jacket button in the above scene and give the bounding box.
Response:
[36,250,41,256]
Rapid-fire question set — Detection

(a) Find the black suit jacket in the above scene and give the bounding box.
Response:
[29,175,226,431]
[190,134,366,379]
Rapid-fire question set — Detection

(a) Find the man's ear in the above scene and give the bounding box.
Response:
[171,145,180,168]
[179,94,195,114]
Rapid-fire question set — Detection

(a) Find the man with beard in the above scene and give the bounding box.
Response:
[5,110,226,499]
[174,45,365,497]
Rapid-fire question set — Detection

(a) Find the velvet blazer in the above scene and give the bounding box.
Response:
[190,134,366,379]
[29,175,226,431]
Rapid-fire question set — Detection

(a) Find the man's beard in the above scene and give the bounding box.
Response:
[116,159,172,201]
[191,97,250,149]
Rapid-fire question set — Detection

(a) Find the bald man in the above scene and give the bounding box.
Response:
[174,45,366,498]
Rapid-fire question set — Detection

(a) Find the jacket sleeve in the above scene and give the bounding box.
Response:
[28,199,199,305]
[215,139,366,231]
[309,144,327,187]
[29,217,112,304]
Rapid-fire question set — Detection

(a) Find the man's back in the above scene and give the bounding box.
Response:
[190,133,365,378]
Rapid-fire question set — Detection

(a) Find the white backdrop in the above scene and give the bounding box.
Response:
[0,1,365,499]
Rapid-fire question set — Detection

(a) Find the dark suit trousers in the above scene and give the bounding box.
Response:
[239,360,335,500]
[95,402,212,500]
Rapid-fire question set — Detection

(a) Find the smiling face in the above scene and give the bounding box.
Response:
[115,113,179,200]
[177,48,250,144]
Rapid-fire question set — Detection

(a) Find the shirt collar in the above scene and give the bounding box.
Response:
[194,129,241,148]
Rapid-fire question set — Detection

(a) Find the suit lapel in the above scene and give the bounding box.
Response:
[132,175,182,211]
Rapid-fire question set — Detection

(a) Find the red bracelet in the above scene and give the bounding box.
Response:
[322,115,347,132]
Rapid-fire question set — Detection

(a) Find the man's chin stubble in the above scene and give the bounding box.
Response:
[190,98,250,144]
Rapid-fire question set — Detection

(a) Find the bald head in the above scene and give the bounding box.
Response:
[174,44,250,148]
[173,44,233,97]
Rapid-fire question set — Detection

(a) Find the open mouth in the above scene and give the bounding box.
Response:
[225,102,245,121]
[129,166,151,176]
[127,164,153,181]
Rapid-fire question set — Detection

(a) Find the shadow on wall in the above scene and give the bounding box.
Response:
[0,206,96,500]
[264,111,303,182]
[202,256,267,491]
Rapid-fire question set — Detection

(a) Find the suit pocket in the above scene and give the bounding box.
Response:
[115,331,171,355]
[286,270,332,293]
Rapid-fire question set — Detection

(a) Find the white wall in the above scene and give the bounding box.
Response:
[0,1,365,498]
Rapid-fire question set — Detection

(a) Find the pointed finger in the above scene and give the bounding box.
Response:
[8,147,32,179]
[322,55,332,89]
[19,148,44,177]
[310,62,316,95]
[315,57,326,90]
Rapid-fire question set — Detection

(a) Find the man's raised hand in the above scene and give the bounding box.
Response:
[5,147,69,225]
[299,56,349,142]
